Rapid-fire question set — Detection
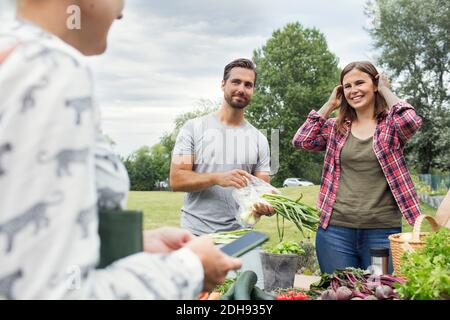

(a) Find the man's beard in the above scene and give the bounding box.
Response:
[225,93,250,109]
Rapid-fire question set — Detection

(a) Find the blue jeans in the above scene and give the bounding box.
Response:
[315,225,401,274]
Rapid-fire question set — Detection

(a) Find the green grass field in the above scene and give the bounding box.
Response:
[126,186,437,249]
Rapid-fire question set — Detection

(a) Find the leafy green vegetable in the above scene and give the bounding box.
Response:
[214,273,239,294]
[266,241,305,255]
[395,228,450,300]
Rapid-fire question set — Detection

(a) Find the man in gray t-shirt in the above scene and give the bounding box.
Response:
[170,58,274,236]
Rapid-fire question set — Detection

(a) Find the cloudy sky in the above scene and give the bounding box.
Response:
[1,0,377,156]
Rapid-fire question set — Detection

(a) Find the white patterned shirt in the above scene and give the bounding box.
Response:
[0,19,203,300]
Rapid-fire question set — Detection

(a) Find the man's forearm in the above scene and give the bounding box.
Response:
[171,170,217,192]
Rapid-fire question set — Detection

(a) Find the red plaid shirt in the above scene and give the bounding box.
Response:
[292,101,423,229]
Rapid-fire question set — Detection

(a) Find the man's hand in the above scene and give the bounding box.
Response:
[143,227,194,253]
[185,235,242,292]
[251,202,275,217]
[213,169,252,189]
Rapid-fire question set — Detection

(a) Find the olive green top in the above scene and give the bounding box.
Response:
[330,132,401,229]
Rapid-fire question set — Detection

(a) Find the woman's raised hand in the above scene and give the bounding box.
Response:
[318,85,342,118]
[375,74,391,92]
[375,73,401,107]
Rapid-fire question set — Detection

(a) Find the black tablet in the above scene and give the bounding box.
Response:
[220,231,269,257]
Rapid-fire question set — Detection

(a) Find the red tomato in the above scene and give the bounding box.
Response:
[294,293,306,300]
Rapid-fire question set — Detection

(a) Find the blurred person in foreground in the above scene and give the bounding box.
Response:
[0,0,240,299]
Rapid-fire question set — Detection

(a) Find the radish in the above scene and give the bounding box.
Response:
[375,285,394,300]
[336,286,353,300]
[320,289,337,300]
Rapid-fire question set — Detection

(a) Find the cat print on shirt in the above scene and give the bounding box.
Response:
[110,284,131,300]
[123,268,163,299]
[78,263,96,281]
[170,274,190,300]
[21,76,49,113]
[95,153,119,171]
[48,262,96,290]
[13,20,52,40]
[0,143,12,176]
[0,269,23,300]
[76,205,96,239]
[0,192,63,253]
[97,188,125,210]
[23,45,80,68]
[65,97,92,125]
[38,147,90,177]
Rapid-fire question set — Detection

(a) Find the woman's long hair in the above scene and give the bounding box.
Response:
[335,61,388,134]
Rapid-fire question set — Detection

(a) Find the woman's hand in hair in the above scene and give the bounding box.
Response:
[376,74,391,92]
[376,74,401,108]
[318,85,342,118]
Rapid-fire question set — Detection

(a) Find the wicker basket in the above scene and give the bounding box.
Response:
[388,214,440,279]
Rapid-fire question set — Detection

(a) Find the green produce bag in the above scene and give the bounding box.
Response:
[97,209,143,268]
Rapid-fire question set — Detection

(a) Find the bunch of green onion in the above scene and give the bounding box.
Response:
[210,228,252,244]
[261,193,320,241]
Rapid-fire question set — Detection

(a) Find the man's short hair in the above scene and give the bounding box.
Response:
[223,58,257,85]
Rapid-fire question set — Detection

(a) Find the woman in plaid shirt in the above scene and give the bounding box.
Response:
[292,61,423,274]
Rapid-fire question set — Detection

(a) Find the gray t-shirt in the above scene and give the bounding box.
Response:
[173,113,271,235]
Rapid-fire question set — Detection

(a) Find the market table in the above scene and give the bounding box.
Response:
[293,274,321,290]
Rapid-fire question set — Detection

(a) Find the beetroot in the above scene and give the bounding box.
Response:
[312,268,403,301]
[320,289,337,300]
[336,286,353,300]
[375,285,394,300]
